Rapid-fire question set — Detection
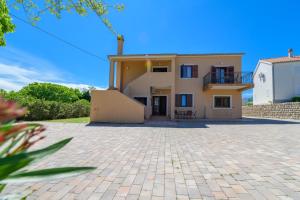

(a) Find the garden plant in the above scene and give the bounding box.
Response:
[0,97,95,199]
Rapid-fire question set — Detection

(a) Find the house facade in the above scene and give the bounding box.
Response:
[90,37,253,123]
[253,49,300,105]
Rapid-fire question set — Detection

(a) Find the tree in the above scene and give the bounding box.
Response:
[0,0,124,46]
[0,0,15,46]
[81,88,91,101]
[19,82,82,103]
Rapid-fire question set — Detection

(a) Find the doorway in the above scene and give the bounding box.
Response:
[152,96,167,116]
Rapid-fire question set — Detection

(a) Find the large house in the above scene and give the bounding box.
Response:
[90,36,253,123]
[253,49,300,105]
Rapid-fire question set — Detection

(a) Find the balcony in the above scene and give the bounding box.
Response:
[203,72,253,91]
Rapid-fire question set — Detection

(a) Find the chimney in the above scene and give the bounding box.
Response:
[117,35,124,55]
[288,48,293,58]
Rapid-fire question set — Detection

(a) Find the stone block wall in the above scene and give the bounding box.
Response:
[242,102,300,120]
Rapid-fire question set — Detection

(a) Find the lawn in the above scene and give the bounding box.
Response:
[46,117,90,123]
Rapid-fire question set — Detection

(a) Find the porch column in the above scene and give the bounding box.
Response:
[146,59,151,72]
[170,58,176,120]
[109,61,115,89]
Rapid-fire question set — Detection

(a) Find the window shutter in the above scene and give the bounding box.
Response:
[211,66,216,73]
[227,66,234,83]
[175,94,181,107]
[180,65,184,78]
[228,66,234,74]
[211,66,216,83]
[192,65,198,78]
[187,94,193,107]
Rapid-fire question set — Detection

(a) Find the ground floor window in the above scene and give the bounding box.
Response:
[134,97,147,105]
[214,96,231,108]
[176,94,193,107]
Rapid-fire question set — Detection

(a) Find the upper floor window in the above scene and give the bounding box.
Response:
[180,65,198,78]
[152,67,168,72]
[211,66,234,83]
[175,94,193,107]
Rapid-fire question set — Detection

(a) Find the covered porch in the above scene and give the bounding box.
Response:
[108,55,178,120]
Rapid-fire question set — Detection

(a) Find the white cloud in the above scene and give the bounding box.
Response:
[0,79,24,91]
[53,83,106,91]
[0,47,105,91]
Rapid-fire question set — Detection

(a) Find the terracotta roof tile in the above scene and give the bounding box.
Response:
[261,56,300,63]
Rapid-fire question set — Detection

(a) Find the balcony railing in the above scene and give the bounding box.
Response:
[203,72,253,89]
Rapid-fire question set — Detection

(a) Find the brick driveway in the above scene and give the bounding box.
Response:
[4,119,300,200]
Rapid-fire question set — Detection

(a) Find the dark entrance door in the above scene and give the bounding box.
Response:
[152,96,167,116]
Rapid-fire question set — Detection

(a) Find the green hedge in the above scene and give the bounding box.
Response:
[1,83,91,121]
[22,99,90,121]
[292,96,300,102]
[2,94,90,121]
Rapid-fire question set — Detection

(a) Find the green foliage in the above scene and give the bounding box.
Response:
[0,89,7,97]
[19,82,82,103]
[0,0,15,46]
[47,117,89,123]
[1,0,124,46]
[0,99,96,198]
[81,89,91,101]
[1,83,91,121]
[3,167,95,183]
[246,101,253,106]
[246,97,253,106]
[19,98,90,121]
[292,96,300,102]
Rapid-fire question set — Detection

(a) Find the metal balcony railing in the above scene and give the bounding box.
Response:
[203,72,253,89]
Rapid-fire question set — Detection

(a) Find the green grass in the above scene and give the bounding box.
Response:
[46,117,90,123]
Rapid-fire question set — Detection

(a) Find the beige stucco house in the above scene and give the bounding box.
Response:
[90,36,253,123]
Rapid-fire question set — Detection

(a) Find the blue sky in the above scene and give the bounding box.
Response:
[1,0,300,98]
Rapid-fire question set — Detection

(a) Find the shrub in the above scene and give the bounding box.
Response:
[22,99,90,121]
[24,99,51,121]
[1,83,92,121]
[71,99,90,117]
[292,96,300,102]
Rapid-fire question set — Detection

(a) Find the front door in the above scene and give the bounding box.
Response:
[152,96,167,116]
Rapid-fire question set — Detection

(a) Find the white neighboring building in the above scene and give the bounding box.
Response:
[253,49,300,105]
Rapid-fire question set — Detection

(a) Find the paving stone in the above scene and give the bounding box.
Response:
[2,121,300,200]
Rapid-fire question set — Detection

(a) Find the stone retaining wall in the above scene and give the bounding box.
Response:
[242,102,300,120]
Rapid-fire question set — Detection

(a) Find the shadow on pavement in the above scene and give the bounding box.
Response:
[86,117,300,128]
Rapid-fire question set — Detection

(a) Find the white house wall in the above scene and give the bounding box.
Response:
[273,61,300,102]
[253,62,274,105]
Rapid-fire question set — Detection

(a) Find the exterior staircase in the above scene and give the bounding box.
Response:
[90,89,145,123]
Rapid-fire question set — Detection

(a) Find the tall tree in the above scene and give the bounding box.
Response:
[0,0,124,46]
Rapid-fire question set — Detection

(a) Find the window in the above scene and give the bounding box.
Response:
[180,65,198,78]
[134,97,147,106]
[152,67,168,72]
[214,96,231,108]
[211,66,234,83]
[176,94,193,107]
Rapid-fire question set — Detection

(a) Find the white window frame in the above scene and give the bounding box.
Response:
[180,64,195,79]
[213,95,232,109]
[176,93,194,108]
